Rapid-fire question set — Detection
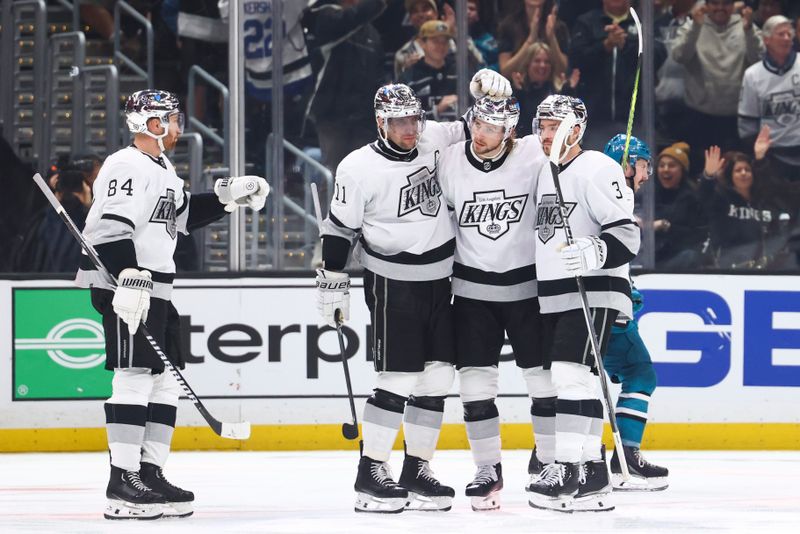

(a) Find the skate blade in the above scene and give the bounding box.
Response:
[469,491,501,511]
[161,501,194,518]
[104,499,163,520]
[404,492,452,512]
[612,473,669,492]
[572,492,615,512]
[354,492,406,513]
[527,493,573,513]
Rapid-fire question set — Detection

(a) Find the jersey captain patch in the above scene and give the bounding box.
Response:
[458,189,528,240]
[536,193,576,244]
[150,188,178,239]
[397,164,442,218]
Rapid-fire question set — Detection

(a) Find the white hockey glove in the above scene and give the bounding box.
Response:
[559,236,607,276]
[469,68,512,100]
[316,269,350,327]
[112,268,153,334]
[214,175,270,212]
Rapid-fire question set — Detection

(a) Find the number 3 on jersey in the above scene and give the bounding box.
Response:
[108,178,133,197]
[612,180,623,199]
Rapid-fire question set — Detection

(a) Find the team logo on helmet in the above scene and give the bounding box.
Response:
[149,188,178,239]
[398,163,442,218]
[374,83,423,118]
[459,189,528,240]
[535,194,576,244]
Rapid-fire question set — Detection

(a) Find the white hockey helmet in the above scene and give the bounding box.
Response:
[534,94,588,144]
[374,83,426,148]
[471,96,520,140]
[125,89,184,150]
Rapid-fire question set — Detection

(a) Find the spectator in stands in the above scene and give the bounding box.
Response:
[37,170,92,273]
[395,0,440,77]
[655,0,695,142]
[468,0,499,71]
[66,152,103,189]
[497,0,568,82]
[672,0,763,173]
[569,0,666,149]
[707,150,780,268]
[512,42,580,137]
[752,0,786,29]
[304,0,388,172]
[738,15,800,181]
[400,20,458,120]
[653,142,709,270]
[553,0,602,32]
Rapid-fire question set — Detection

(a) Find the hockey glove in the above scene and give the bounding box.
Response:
[316,268,350,327]
[214,175,270,212]
[469,68,512,100]
[559,236,607,276]
[112,268,153,334]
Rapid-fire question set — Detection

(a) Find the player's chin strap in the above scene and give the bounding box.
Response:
[550,112,578,166]
[377,118,419,155]
[142,118,170,153]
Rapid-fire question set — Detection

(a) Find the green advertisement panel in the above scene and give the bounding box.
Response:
[13,288,111,400]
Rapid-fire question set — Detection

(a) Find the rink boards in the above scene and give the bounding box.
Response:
[1,273,799,451]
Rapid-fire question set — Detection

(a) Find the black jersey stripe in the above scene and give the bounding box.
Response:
[453,262,536,286]
[538,276,630,298]
[79,256,176,283]
[101,213,136,230]
[329,212,360,232]
[601,218,637,231]
[360,237,455,265]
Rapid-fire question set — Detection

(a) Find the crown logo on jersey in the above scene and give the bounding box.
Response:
[536,194,576,244]
[397,165,442,218]
[149,188,178,239]
[459,189,528,240]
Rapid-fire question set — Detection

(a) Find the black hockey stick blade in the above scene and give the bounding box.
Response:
[31,172,251,441]
[342,423,359,440]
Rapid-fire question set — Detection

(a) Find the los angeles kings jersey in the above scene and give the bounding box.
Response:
[323,120,467,281]
[439,135,546,301]
[535,150,639,318]
[76,146,190,300]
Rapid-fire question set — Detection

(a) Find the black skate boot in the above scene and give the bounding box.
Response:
[573,449,614,512]
[140,462,194,518]
[354,456,409,513]
[610,446,669,491]
[104,465,165,520]
[527,447,545,489]
[465,463,503,511]
[527,462,579,513]
[398,455,455,511]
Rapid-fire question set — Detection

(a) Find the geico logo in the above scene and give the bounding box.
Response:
[638,289,800,388]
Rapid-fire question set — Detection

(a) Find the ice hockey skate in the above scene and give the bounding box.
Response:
[527,447,545,488]
[611,446,669,491]
[398,455,454,511]
[465,463,503,511]
[104,465,165,520]
[354,456,408,513]
[140,462,194,518]
[527,462,579,513]
[572,454,614,512]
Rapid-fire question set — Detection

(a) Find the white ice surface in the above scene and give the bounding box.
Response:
[1,450,799,533]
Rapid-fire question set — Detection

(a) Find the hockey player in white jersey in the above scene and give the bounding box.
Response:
[437,96,549,510]
[527,95,640,512]
[76,90,268,520]
[316,71,512,514]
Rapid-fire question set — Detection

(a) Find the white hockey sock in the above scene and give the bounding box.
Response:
[140,371,180,466]
[403,396,445,461]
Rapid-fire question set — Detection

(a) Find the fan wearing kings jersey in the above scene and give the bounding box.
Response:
[437,96,548,511]
[316,70,512,514]
[75,90,269,521]
[526,95,640,513]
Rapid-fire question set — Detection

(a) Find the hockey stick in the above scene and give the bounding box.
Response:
[311,182,359,440]
[31,173,251,440]
[548,120,631,481]
[621,7,643,173]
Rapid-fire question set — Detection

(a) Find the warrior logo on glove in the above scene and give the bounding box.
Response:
[536,194,576,244]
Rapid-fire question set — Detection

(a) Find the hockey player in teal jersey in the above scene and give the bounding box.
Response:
[602,134,669,491]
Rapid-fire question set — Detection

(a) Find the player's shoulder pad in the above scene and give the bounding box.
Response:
[335,144,375,184]
[584,149,625,180]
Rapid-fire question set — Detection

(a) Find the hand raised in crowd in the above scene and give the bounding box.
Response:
[567,68,580,89]
[526,7,542,45]
[442,2,456,33]
[511,71,525,90]
[691,3,707,25]
[653,219,672,232]
[403,52,423,71]
[603,23,626,51]
[740,5,753,30]
[545,5,558,43]
[436,94,458,114]
[754,125,772,160]
[704,145,726,178]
